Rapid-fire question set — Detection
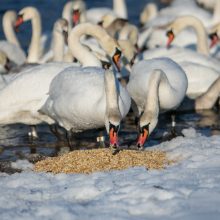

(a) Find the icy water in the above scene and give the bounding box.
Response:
[0,0,220,172]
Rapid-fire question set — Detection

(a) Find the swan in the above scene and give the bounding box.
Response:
[15,6,53,63]
[127,58,188,148]
[139,1,220,50]
[143,16,220,73]
[142,17,220,109]
[0,23,122,137]
[39,18,69,63]
[40,68,131,148]
[146,15,209,53]
[0,10,26,65]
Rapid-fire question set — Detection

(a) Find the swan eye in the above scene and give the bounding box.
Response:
[101,60,111,70]
[166,29,174,38]
[209,32,218,40]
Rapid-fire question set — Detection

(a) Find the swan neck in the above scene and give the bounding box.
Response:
[104,70,121,126]
[140,70,161,127]
[62,2,73,31]
[113,0,127,19]
[53,30,65,62]
[174,17,209,55]
[2,11,20,47]
[27,13,42,63]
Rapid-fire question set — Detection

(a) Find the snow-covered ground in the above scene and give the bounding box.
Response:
[1,128,220,220]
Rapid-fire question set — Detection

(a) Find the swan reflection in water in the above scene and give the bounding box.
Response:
[0,108,220,163]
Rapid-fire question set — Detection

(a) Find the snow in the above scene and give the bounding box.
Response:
[1,128,220,220]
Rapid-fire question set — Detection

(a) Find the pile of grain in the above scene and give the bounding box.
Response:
[34,148,173,174]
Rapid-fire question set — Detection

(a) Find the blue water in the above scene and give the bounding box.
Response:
[0,0,219,170]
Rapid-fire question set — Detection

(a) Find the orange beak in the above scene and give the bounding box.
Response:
[109,127,119,148]
[209,33,219,48]
[72,10,80,26]
[166,31,175,48]
[137,126,149,149]
[113,53,121,72]
[15,16,24,32]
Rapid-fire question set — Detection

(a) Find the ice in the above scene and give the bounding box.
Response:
[0,128,220,219]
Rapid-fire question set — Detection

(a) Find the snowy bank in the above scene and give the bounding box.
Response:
[0,128,220,220]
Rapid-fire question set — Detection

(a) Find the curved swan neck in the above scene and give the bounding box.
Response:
[68,23,118,67]
[170,16,209,55]
[139,70,165,135]
[104,70,121,130]
[113,0,127,19]
[2,11,20,47]
[27,9,42,63]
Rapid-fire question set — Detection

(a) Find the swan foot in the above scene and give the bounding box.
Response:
[96,136,105,148]
[28,125,38,139]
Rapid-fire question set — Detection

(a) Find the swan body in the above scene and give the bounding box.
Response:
[127,58,187,146]
[0,23,122,128]
[41,67,131,133]
[143,47,220,74]
[0,62,76,125]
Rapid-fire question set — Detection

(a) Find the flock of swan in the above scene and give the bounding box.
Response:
[0,0,220,151]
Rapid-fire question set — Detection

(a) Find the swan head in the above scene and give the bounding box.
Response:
[15,7,40,30]
[136,112,158,149]
[209,32,219,48]
[109,122,120,148]
[139,3,158,27]
[72,0,86,26]
[99,14,117,28]
[54,18,69,44]
[165,29,175,48]
[118,40,137,66]
[196,0,216,10]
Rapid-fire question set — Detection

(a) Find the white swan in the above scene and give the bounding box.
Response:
[127,58,188,148]
[41,68,131,147]
[0,10,26,65]
[146,15,209,53]
[15,6,53,63]
[143,16,220,73]
[39,18,69,63]
[0,23,122,132]
[139,1,220,50]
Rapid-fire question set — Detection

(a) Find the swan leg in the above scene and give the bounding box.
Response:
[28,125,38,139]
[65,130,77,150]
[49,124,65,140]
